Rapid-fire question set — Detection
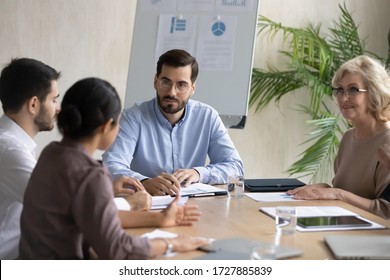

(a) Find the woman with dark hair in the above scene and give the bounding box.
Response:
[19,78,209,259]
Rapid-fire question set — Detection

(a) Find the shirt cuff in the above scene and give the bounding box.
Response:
[193,166,208,183]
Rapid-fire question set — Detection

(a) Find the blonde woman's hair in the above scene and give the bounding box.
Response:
[332,55,390,122]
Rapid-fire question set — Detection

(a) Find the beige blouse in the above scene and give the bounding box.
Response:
[333,127,390,218]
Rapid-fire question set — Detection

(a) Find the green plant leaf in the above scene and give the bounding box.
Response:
[286,106,346,183]
[250,69,304,112]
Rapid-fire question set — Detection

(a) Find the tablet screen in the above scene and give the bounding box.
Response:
[297,216,371,228]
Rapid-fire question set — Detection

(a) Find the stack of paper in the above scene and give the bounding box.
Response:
[246,192,303,202]
[179,183,227,197]
[114,195,188,211]
[151,196,188,210]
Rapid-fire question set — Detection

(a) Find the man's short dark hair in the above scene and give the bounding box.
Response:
[156,49,198,83]
[0,58,61,113]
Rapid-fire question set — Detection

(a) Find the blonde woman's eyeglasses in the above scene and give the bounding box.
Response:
[332,87,367,98]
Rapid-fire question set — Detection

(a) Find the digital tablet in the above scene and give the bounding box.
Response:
[297,216,372,228]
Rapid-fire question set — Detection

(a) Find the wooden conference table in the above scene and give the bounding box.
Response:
[125,187,390,260]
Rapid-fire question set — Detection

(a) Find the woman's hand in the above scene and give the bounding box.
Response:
[170,235,211,253]
[287,183,339,200]
[159,195,201,227]
[149,235,211,257]
[123,190,152,211]
[113,176,144,196]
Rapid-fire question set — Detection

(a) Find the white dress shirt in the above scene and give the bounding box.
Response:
[0,115,36,259]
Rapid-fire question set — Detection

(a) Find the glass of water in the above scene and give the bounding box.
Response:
[228,175,245,199]
[275,206,297,235]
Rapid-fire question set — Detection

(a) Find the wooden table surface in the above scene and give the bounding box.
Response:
[125,190,390,260]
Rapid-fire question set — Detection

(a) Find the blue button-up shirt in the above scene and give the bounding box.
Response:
[103,98,243,184]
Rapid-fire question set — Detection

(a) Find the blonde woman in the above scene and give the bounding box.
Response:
[288,55,390,218]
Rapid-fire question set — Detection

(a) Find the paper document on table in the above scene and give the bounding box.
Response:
[261,206,357,218]
[114,196,188,211]
[113,197,131,211]
[246,192,303,202]
[141,229,178,239]
[151,195,188,210]
[260,206,385,232]
[180,183,227,197]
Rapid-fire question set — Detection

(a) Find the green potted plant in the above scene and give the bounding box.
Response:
[250,3,390,183]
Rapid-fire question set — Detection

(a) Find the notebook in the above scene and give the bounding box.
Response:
[324,235,390,260]
[245,178,305,192]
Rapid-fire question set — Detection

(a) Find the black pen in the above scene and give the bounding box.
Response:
[187,191,227,198]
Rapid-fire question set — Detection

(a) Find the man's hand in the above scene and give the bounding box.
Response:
[142,172,180,196]
[123,190,152,211]
[113,176,145,196]
[172,168,200,187]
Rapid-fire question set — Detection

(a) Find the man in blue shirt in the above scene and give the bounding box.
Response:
[103,49,244,196]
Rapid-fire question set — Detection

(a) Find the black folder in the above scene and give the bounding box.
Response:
[244,178,305,192]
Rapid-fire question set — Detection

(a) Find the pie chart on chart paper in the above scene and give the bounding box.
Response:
[211,21,226,36]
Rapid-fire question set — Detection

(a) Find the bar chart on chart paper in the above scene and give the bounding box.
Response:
[222,0,247,6]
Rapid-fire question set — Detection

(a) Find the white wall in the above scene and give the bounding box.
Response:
[1,0,389,183]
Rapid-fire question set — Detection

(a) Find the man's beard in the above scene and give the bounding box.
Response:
[157,94,187,114]
[34,106,55,132]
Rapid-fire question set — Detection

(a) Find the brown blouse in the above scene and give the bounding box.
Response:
[19,139,151,259]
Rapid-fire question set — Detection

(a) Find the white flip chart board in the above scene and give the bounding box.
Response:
[125,0,259,128]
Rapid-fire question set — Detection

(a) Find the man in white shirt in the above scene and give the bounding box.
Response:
[0,58,61,259]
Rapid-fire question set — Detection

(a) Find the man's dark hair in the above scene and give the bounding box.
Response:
[156,49,198,83]
[0,58,61,113]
